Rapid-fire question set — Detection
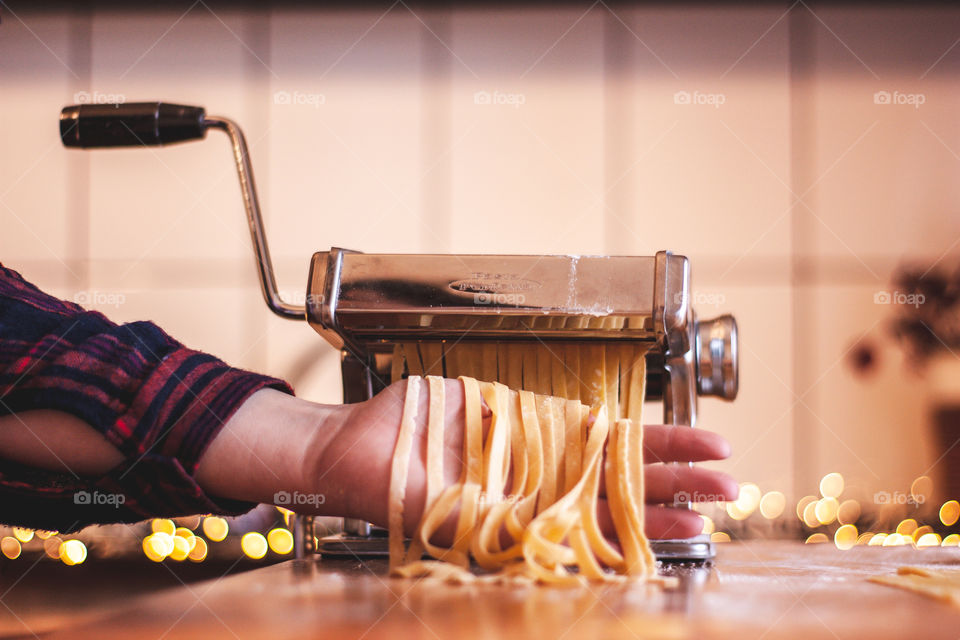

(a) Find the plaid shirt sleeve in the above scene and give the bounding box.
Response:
[0,263,294,532]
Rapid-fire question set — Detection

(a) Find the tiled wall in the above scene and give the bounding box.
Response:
[1,4,958,504]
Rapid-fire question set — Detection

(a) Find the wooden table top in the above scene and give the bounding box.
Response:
[31,541,960,639]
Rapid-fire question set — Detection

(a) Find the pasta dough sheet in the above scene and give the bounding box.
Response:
[869,566,960,607]
[388,342,666,586]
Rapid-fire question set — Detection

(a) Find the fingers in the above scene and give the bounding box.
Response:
[644,465,739,505]
[643,425,731,463]
[596,500,709,540]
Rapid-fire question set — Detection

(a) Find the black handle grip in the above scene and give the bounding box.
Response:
[60,102,207,148]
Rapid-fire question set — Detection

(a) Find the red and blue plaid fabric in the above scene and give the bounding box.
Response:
[0,262,293,531]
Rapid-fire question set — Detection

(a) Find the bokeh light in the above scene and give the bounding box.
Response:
[1,537,22,559]
[12,528,34,543]
[805,533,828,544]
[60,540,87,566]
[802,502,820,529]
[916,533,941,548]
[151,519,176,536]
[819,473,844,499]
[700,515,715,535]
[834,524,858,550]
[710,532,731,543]
[896,519,918,537]
[940,500,960,527]
[188,537,208,562]
[759,491,786,519]
[267,528,294,555]
[814,497,839,525]
[910,476,933,505]
[241,532,268,559]
[202,516,229,542]
[796,495,816,522]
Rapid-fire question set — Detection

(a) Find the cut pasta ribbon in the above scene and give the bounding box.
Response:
[388,343,670,586]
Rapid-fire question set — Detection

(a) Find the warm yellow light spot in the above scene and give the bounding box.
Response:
[174,527,193,539]
[188,537,208,562]
[12,528,34,543]
[815,497,839,525]
[267,528,294,555]
[151,519,176,536]
[796,495,817,522]
[35,530,55,540]
[856,532,875,545]
[725,501,748,521]
[819,473,844,499]
[940,500,960,527]
[735,483,762,516]
[802,501,820,529]
[836,500,861,526]
[883,533,908,547]
[759,492,786,519]
[710,532,731,543]
[805,533,829,544]
[896,518,918,537]
[241,532,268,559]
[60,540,87,566]
[43,537,63,559]
[168,535,191,562]
[912,525,933,542]
[1,537,22,559]
[700,515,715,535]
[143,534,169,562]
[868,533,888,546]
[202,517,229,542]
[910,476,933,504]
[942,534,960,547]
[917,533,942,548]
[834,524,858,550]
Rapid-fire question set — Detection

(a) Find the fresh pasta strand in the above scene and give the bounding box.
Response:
[388,342,665,585]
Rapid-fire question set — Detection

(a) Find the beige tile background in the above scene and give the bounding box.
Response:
[1,4,958,505]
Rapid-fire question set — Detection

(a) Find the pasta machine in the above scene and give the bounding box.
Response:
[60,102,739,563]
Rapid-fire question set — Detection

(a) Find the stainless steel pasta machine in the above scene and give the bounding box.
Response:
[60,101,739,562]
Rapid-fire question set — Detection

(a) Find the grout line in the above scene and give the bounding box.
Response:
[67,4,93,290]
[419,6,452,253]
[788,5,816,501]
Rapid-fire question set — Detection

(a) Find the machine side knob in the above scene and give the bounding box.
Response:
[695,315,738,399]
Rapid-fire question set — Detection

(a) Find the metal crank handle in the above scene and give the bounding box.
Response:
[59,101,304,320]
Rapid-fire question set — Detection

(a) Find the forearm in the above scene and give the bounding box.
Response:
[0,389,351,513]
[195,389,351,509]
